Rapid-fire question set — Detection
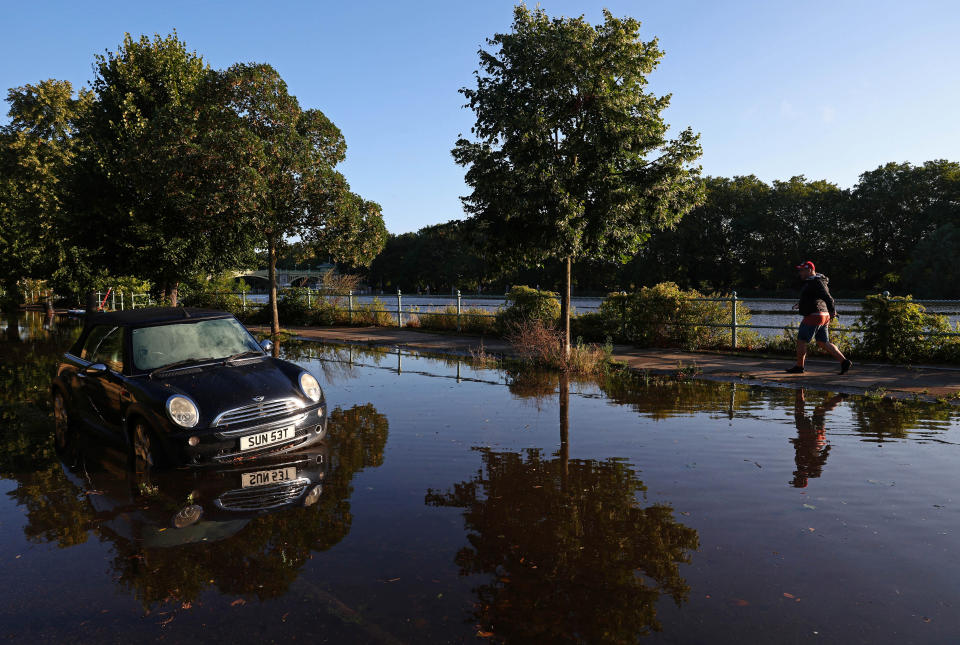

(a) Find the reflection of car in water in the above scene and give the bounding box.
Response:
[60,439,328,547]
[51,308,328,470]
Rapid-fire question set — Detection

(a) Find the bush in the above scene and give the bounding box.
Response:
[570,311,607,343]
[856,294,954,363]
[415,305,497,334]
[505,319,611,374]
[600,283,754,349]
[496,286,561,333]
[181,274,250,316]
[352,297,395,327]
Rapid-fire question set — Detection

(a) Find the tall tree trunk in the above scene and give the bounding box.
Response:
[1,278,19,315]
[170,282,179,308]
[5,311,20,343]
[268,236,280,338]
[561,256,571,357]
[559,371,570,493]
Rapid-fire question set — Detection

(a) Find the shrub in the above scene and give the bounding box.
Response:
[600,283,753,349]
[415,305,497,334]
[352,297,394,326]
[856,294,953,363]
[570,311,607,343]
[505,319,611,374]
[496,286,560,333]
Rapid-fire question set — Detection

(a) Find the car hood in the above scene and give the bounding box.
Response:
[149,357,318,427]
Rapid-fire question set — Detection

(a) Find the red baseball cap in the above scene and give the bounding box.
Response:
[795,261,815,272]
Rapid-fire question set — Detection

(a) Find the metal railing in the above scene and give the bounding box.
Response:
[39,288,960,347]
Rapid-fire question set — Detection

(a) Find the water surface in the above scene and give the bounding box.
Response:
[1,312,958,643]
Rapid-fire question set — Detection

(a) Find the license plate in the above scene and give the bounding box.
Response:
[240,426,295,451]
[241,466,297,488]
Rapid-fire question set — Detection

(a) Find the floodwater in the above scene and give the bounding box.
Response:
[1,312,959,643]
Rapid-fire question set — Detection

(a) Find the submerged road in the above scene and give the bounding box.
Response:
[249,325,960,401]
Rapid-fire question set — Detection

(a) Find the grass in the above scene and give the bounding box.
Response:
[504,320,612,375]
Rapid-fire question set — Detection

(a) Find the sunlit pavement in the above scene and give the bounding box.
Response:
[248,325,960,401]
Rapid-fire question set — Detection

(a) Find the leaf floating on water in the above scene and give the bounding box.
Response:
[733,599,750,607]
[181,602,192,610]
[230,599,246,607]
[160,615,175,626]
[783,592,795,599]
[802,504,816,510]
[477,631,494,638]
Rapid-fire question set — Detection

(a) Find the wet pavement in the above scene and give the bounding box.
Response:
[251,325,960,400]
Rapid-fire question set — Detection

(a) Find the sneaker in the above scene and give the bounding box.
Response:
[785,365,804,374]
[840,359,852,375]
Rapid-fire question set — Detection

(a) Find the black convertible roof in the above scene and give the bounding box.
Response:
[83,307,234,327]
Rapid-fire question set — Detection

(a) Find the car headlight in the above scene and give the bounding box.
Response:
[166,395,200,428]
[299,372,322,402]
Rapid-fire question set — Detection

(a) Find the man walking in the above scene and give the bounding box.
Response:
[786,261,852,375]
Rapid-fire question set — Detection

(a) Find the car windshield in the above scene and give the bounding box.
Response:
[131,317,262,371]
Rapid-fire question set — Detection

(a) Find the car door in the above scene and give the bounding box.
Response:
[79,325,128,437]
[69,325,114,426]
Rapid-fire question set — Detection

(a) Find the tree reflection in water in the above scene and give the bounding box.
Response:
[427,373,699,642]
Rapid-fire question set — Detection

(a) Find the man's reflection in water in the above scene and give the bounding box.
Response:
[791,389,845,487]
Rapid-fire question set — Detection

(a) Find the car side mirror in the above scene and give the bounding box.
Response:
[260,339,274,353]
[85,363,108,376]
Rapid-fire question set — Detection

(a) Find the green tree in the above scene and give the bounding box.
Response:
[849,160,960,291]
[903,222,960,298]
[0,80,91,310]
[73,32,259,305]
[453,6,703,352]
[219,63,386,337]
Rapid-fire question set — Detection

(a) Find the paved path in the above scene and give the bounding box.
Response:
[249,325,960,401]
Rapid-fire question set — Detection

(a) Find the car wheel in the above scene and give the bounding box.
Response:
[52,391,72,451]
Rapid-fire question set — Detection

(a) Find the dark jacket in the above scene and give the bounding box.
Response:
[797,274,835,317]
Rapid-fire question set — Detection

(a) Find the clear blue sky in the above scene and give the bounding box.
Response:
[3,1,958,234]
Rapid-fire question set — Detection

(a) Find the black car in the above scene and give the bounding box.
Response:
[51,308,327,469]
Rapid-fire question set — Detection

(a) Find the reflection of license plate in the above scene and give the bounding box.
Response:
[240,426,295,451]
[241,466,297,488]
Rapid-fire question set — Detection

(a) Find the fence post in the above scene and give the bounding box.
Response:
[620,292,627,340]
[96,292,101,310]
[242,291,246,312]
[120,291,124,310]
[882,291,890,361]
[307,287,312,309]
[730,291,738,349]
[397,289,403,328]
[457,289,462,333]
[348,290,354,324]
[111,288,116,311]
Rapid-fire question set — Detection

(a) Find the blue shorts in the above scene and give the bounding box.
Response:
[798,322,829,343]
